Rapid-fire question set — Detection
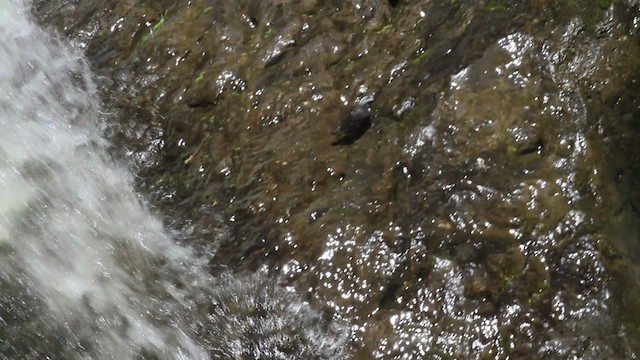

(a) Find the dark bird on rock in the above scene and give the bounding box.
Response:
[331,95,375,146]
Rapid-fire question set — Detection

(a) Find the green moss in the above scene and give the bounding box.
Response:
[331,205,347,214]
[264,27,275,38]
[195,71,206,84]
[483,0,508,11]
[411,49,429,65]
[596,0,614,8]
[152,17,165,31]
[376,23,393,34]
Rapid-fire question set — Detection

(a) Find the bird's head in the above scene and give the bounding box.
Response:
[356,95,375,107]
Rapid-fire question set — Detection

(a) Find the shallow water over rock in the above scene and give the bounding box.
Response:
[31,0,640,358]
[1,1,347,359]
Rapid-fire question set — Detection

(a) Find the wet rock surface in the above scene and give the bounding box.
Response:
[33,0,640,358]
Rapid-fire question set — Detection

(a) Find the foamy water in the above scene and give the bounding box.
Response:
[0,1,209,358]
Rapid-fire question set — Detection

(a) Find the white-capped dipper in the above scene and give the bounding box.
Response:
[331,95,375,146]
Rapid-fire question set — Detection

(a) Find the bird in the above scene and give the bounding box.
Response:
[331,95,375,146]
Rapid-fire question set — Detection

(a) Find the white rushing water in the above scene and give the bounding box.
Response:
[0,2,210,359]
[0,2,348,360]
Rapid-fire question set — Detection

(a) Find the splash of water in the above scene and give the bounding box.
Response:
[0,1,214,359]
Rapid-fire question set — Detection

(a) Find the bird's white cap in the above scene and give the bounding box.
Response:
[357,95,375,106]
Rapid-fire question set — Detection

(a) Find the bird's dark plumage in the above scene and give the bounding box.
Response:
[331,96,374,146]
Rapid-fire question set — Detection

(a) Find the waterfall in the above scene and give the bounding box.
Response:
[0,2,210,358]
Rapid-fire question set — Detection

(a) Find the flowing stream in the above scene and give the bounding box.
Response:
[16,0,640,358]
[0,1,214,359]
[0,2,348,359]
